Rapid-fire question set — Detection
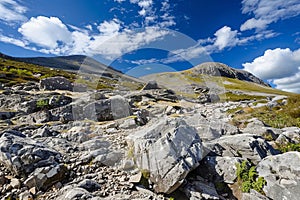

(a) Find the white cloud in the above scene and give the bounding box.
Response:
[97,19,121,35]
[162,27,278,64]
[18,16,72,48]
[89,26,169,60]
[243,48,300,92]
[214,26,239,50]
[240,0,300,31]
[0,0,27,23]
[0,34,26,47]
[240,18,269,31]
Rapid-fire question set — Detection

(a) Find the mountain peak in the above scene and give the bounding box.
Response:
[187,62,269,87]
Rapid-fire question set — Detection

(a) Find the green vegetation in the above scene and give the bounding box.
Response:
[140,169,150,188]
[229,95,300,128]
[276,142,300,153]
[36,99,49,108]
[0,58,76,86]
[236,161,266,194]
[222,77,291,96]
[221,92,267,102]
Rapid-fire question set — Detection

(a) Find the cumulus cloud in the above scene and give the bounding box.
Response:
[214,26,239,50]
[243,48,300,92]
[0,0,27,23]
[18,16,72,48]
[97,19,121,35]
[240,0,300,31]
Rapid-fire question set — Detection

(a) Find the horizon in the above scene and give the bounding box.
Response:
[0,0,300,92]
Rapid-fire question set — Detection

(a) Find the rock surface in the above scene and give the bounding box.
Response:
[40,76,72,91]
[257,152,300,200]
[127,117,204,194]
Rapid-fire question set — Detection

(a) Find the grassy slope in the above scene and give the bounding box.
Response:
[142,70,293,101]
[0,57,143,90]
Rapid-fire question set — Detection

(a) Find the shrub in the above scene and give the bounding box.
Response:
[36,99,49,108]
[236,161,266,194]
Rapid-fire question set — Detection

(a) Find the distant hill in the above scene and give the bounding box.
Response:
[186,62,269,87]
[0,52,141,83]
[141,62,291,101]
[0,53,143,90]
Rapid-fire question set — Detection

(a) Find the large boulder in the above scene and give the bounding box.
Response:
[83,95,132,121]
[126,117,204,194]
[0,130,61,176]
[204,134,278,164]
[257,152,300,200]
[40,76,72,91]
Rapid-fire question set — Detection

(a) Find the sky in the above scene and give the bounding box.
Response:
[0,0,300,92]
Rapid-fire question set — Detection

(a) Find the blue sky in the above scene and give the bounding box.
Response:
[0,0,300,92]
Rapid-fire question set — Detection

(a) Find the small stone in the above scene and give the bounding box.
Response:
[10,178,21,189]
[19,191,33,200]
[129,172,142,183]
[29,187,37,195]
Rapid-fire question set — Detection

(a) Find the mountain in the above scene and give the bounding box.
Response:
[141,62,291,101]
[0,52,141,84]
[0,52,143,90]
[187,62,269,87]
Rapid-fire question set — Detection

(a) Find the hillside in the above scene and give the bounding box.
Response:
[0,53,143,90]
[0,55,300,200]
[141,62,292,101]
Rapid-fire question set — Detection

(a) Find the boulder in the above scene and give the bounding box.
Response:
[184,113,239,141]
[24,164,67,191]
[83,95,132,121]
[142,80,160,90]
[181,177,220,200]
[0,111,16,120]
[0,130,61,176]
[126,117,204,194]
[40,76,72,91]
[257,152,300,200]
[204,134,278,164]
[197,156,245,184]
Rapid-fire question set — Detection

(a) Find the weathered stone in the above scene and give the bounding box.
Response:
[0,130,61,176]
[59,187,90,200]
[197,156,245,184]
[24,164,67,191]
[40,76,72,91]
[10,178,21,189]
[204,134,278,164]
[126,117,204,194]
[78,179,101,192]
[19,191,33,200]
[242,189,269,200]
[257,152,300,200]
[0,112,16,120]
[84,95,132,121]
[142,81,160,90]
[181,177,220,200]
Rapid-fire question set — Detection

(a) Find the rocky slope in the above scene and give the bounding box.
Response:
[186,62,269,87]
[0,58,300,200]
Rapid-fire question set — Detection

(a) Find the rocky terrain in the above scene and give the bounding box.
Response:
[0,57,300,200]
